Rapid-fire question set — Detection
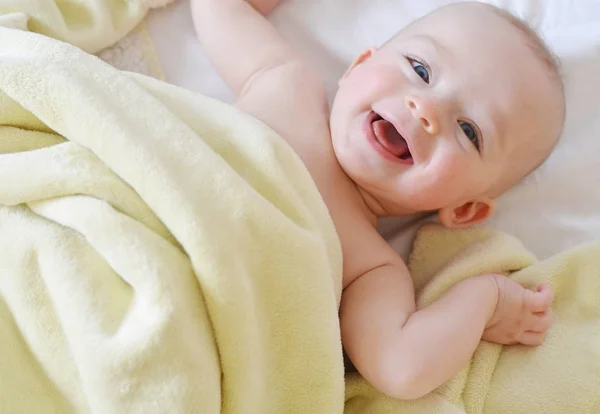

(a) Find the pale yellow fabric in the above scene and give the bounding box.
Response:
[0,26,344,414]
[0,0,173,54]
[0,0,170,80]
[345,224,600,413]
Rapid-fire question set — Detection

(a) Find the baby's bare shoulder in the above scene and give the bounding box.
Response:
[236,61,328,134]
[235,62,349,190]
[329,197,406,287]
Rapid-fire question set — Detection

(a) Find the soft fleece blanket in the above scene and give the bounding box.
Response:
[0,25,343,413]
[346,224,600,413]
[0,0,176,53]
[3,2,600,414]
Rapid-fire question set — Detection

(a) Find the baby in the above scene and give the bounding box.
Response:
[191,0,566,400]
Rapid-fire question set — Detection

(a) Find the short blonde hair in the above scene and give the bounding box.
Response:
[484,4,565,193]
[486,4,563,104]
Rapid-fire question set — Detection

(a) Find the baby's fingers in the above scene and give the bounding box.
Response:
[519,330,547,346]
[526,283,554,312]
[527,308,553,333]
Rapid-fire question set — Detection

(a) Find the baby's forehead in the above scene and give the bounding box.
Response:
[390,11,553,93]
[391,3,536,54]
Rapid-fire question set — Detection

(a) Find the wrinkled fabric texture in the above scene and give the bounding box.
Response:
[0,0,176,53]
[0,26,343,413]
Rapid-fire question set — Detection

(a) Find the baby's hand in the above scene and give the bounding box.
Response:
[482,275,553,346]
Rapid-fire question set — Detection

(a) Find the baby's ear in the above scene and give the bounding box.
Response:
[438,197,495,229]
[339,48,378,84]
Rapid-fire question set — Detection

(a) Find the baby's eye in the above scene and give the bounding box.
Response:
[458,120,481,152]
[405,56,430,84]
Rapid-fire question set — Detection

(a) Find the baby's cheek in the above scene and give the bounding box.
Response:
[438,154,465,181]
[425,153,468,201]
[346,63,405,100]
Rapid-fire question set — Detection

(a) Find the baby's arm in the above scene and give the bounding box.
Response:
[191,0,294,97]
[341,242,553,400]
[191,0,331,180]
[341,260,497,399]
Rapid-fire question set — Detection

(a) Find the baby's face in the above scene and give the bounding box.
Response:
[330,3,563,219]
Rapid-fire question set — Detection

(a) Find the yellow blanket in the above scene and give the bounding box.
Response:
[3,2,600,413]
[0,0,173,53]
[346,224,600,413]
[0,26,344,413]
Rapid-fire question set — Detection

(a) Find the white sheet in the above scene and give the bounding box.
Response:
[146,0,600,261]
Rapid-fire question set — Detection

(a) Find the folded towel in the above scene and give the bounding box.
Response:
[345,224,600,413]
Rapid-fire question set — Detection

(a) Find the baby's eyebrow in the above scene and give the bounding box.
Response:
[476,111,506,161]
[488,97,516,158]
[408,35,450,60]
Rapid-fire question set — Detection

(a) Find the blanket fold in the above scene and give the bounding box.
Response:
[0,0,171,53]
[2,3,600,414]
[0,27,343,414]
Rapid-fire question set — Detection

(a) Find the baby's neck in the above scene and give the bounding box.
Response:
[355,186,390,222]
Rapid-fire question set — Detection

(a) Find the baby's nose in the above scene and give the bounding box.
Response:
[405,95,440,135]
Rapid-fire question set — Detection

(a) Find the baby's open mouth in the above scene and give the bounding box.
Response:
[369,112,412,161]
